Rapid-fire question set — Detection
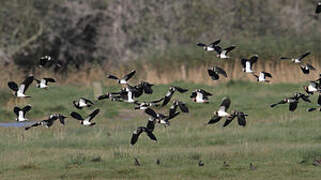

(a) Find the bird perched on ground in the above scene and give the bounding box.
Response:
[250,163,257,170]
[280,52,310,64]
[73,97,95,109]
[241,55,258,73]
[14,105,32,122]
[162,86,188,106]
[253,72,272,82]
[208,66,228,80]
[222,110,247,127]
[35,77,56,89]
[134,158,141,166]
[24,114,66,130]
[196,40,221,52]
[106,70,136,85]
[70,109,100,126]
[214,45,236,59]
[190,89,212,103]
[198,160,205,167]
[134,98,164,110]
[8,75,34,98]
[208,97,232,125]
[299,63,315,74]
[270,92,311,111]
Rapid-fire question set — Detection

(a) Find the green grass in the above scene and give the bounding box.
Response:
[1,81,321,179]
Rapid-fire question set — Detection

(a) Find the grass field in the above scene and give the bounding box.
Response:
[0,80,321,179]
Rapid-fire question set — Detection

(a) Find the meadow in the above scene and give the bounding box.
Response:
[0,80,321,179]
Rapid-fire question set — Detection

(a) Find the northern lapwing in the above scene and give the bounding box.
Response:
[253,72,272,82]
[304,81,320,95]
[170,100,189,114]
[70,109,100,126]
[39,56,63,68]
[144,108,180,127]
[222,110,247,127]
[241,55,258,73]
[196,40,221,52]
[316,1,321,14]
[134,98,164,110]
[190,89,212,103]
[208,97,232,125]
[214,45,236,59]
[270,92,310,112]
[97,92,122,101]
[106,70,136,85]
[130,126,157,145]
[35,78,56,89]
[280,52,311,64]
[14,104,32,122]
[73,97,95,109]
[162,86,188,106]
[8,75,34,98]
[24,114,65,130]
[208,66,228,80]
[299,63,315,74]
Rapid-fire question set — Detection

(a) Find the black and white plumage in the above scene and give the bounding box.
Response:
[97,92,122,101]
[70,109,100,126]
[106,70,136,85]
[208,97,232,125]
[190,89,212,103]
[144,108,180,127]
[170,100,189,114]
[208,66,227,80]
[162,86,188,106]
[316,1,321,14]
[196,40,221,52]
[39,56,63,68]
[35,78,56,89]
[307,94,321,112]
[130,126,157,145]
[222,110,247,127]
[253,72,272,82]
[8,75,34,98]
[299,63,315,74]
[136,81,154,94]
[214,45,236,59]
[14,105,32,122]
[304,81,320,95]
[73,97,95,109]
[270,92,310,112]
[134,98,164,110]
[241,55,258,73]
[24,114,65,130]
[280,52,311,64]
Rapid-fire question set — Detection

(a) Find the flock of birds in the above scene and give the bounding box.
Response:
[4,2,321,154]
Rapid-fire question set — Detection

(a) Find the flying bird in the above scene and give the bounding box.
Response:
[208,66,228,80]
[70,109,100,126]
[304,81,320,95]
[39,56,63,68]
[24,114,65,130]
[73,97,95,109]
[162,86,188,106]
[14,105,32,122]
[144,108,180,127]
[299,63,315,74]
[170,100,189,114]
[35,78,56,89]
[8,75,34,98]
[222,110,247,127]
[253,72,272,82]
[316,1,321,14]
[190,89,212,103]
[214,45,236,59]
[208,97,232,125]
[241,55,258,73]
[106,70,136,85]
[307,94,321,112]
[130,126,157,145]
[280,52,311,64]
[196,40,221,51]
[270,93,310,112]
[134,98,164,110]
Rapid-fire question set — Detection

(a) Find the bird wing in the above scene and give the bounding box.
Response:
[223,116,235,127]
[173,86,188,93]
[88,109,100,122]
[162,90,174,106]
[82,97,94,105]
[150,98,164,104]
[219,97,231,112]
[300,65,310,74]
[241,58,247,69]
[208,68,219,80]
[22,105,32,113]
[237,112,247,126]
[8,81,19,91]
[141,81,154,94]
[298,52,310,61]
[214,46,222,54]
[262,72,272,78]
[306,63,316,70]
[208,115,222,124]
[145,130,157,142]
[199,89,212,96]
[123,70,136,81]
[214,66,227,77]
[43,78,56,83]
[70,112,84,120]
[13,107,21,116]
[249,55,258,64]
[190,91,197,98]
[20,75,34,93]
[209,39,221,48]
[146,119,155,132]
[289,102,298,112]
[130,128,143,145]
[178,101,189,113]
[196,43,207,47]
[316,2,321,14]
[224,46,236,55]
[145,108,158,119]
[106,74,119,80]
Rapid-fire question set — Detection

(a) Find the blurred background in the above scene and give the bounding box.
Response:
[0,0,321,84]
